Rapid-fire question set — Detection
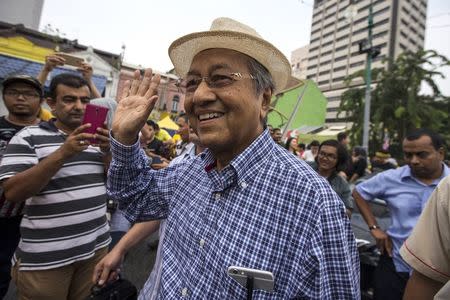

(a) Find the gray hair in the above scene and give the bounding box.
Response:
[246,57,276,95]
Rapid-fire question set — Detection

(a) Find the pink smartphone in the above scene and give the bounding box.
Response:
[82,104,109,144]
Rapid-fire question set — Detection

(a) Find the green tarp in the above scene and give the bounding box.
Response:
[268,80,327,132]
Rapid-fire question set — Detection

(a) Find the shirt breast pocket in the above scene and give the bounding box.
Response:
[220,272,282,300]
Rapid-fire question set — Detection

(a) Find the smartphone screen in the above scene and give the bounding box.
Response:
[151,156,163,165]
[82,104,109,144]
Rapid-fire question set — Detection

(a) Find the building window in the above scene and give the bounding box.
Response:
[332,76,345,83]
[350,61,365,68]
[328,96,341,102]
[333,65,346,72]
[307,64,318,70]
[320,59,332,66]
[334,55,347,62]
[327,107,340,112]
[335,45,347,52]
[171,95,180,112]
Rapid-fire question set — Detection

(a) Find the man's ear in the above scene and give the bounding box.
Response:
[438,147,445,160]
[46,97,56,113]
[260,88,272,120]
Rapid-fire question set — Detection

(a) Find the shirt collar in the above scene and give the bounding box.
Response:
[201,129,273,191]
[38,118,59,132]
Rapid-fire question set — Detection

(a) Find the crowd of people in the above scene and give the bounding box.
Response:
[0,17,448,300]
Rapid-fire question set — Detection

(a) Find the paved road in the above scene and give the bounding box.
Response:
[4,236,158,300]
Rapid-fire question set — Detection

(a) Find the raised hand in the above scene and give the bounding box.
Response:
[44,54,65,72]
[112,69,160,145]
[77,62,94,81]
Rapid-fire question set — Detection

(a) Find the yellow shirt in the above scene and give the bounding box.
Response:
[39,108,54,121]
[155,128,172,142]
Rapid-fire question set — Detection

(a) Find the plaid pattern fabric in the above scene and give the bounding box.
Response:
[108,130,360,299]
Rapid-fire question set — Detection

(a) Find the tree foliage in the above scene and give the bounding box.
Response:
[338,50,450,157]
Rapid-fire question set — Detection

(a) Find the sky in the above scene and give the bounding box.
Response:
[39,0,450,95]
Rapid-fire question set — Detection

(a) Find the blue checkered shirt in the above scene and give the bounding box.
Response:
[108,130,360,299]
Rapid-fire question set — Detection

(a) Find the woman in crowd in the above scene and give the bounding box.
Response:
[310,139,353,216]
[285,137,299,156]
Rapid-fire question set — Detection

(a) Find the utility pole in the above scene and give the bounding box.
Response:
[358,0,380,153]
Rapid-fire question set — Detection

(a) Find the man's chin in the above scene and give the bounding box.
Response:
[11,111,33,117]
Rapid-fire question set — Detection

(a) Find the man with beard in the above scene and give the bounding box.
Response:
[353,128,449,300]
[0,75,44,298]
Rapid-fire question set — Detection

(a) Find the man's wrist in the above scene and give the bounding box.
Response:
[369,224,380,231]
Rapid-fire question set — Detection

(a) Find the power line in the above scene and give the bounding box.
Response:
[428,12,450,19]
[429,24,450,29]
[298,0,313,7]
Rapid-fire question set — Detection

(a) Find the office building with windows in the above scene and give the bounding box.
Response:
[304,0,427,125]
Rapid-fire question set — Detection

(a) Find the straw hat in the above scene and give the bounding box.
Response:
[169,17,291,91]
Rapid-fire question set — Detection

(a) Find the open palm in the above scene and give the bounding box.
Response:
[112,69,161,145]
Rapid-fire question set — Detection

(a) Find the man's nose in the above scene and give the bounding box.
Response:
[192,80,216,105]
[74,99,86,110]
[410,154,420,164]
[16,93,27,101]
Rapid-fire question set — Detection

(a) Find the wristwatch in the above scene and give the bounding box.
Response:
[369,225,380,230]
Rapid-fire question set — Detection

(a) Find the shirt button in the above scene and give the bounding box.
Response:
[215,193,221,200]
[240,181,248,189]
[181,287,188,297]
[199,238,205,248]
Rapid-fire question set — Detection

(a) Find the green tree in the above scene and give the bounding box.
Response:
[338,50,450,156]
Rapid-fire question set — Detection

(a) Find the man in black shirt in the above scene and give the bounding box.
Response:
[0,75,44,298]
[143,119,165,156]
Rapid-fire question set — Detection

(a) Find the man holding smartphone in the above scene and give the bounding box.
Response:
[104,18,359,299]
[0,73,111,299]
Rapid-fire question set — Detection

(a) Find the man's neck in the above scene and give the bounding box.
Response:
[195,145,205,155]
[6,115,40,126]
[413,164,444,185]
[54,119,75,134]
[318,167,334,179]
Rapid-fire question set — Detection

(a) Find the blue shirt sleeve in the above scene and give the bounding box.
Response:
[355,172,387,202]
[107,134,177,223]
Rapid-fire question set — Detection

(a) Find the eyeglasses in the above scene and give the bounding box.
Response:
[318,151,337,160]
[4,89,40,100]
[181,72,255,94]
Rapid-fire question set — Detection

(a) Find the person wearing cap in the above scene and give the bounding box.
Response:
[0,73,111,299]
[102,18,359,298]
[0,75,44,298]
[370,149,396,174]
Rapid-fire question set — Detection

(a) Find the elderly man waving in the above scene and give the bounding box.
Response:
[99,18,359,299]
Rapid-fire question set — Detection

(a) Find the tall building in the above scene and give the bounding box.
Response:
[0,0,44,30]
[291,45,310,79]
[305,0,427,125]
